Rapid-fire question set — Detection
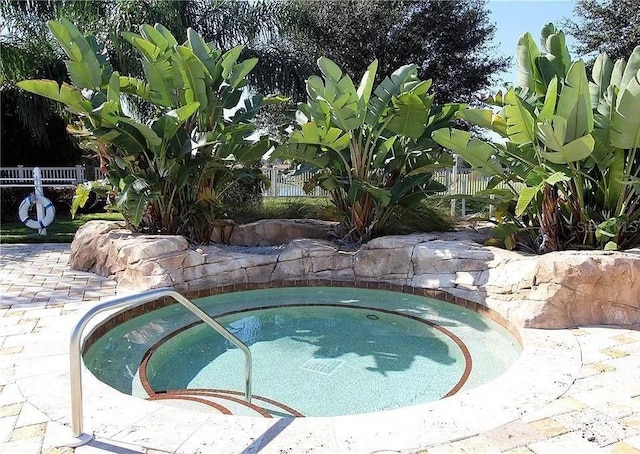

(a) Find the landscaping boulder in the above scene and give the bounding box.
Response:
[214,218,337,246]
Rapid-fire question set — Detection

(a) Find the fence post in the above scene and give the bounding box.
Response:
[450,158,458,218]
[461,175,467,218]
[271,169,278,197]
[489,193,495,218]
[33,167,47,236]
[18,165,25,182]
[75,165,84,183]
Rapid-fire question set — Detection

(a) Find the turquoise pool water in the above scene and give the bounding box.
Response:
[84,287,521,417]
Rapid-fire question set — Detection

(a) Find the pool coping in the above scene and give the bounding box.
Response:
[70,281,580,452]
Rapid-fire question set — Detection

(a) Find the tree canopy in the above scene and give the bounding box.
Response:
[269,0,509,103]
[1,0,508,165]
[564,0,640,62]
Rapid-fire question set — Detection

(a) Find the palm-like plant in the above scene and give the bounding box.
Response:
[18,19,275,242]
[274,57,463,246]
[433,23,640,252]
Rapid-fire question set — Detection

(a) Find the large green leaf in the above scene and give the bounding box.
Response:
[515,185,541,216]
[367,64,417,125]
[504,89,535,145]
[536,116,567,152]
[545,171,571,186]
[291,122,351,151]
[605,148,625,209]
[92,100,120,128]
[48,19,103,89]
[117,177,158,227]
[516,33,544,94]
[232,95,264,123]
[620,46,640,91]
[118,76,150,101]
[515,171,569,216]
[106,71,120,104]
[351,180,392,207]
[139,24,169,53]
[233,137,272,163]
[538,76,558,123]
[611,58,626,88]
[17,80,92,112]
[154,24,178,48]
[271,143,331,168]
[152,102,200,140]
[386,93,428,140]
[611,70,640,150]
[142,59,174,106]
[432,128,504,176]
[228,58,258,89]
[221,45,243,79]
[590,53,613,109]
[536,55,566,88]
[541,25,571,74]
[318,57,343,82]
[459,108,508,137]
[187,28,218,78]
[539,134,595,163]
[65,61,102,90]
[122,32,162,62]
[556,60,593,141]
[357,59,378,105]
[373,137,397,167]
[175,45,208,111]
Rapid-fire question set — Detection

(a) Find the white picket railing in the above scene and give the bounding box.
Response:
[1,165,516,217]
[0,165,86,187]
[262,167,504,196]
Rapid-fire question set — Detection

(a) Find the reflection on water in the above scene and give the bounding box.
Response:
[125,322,166,344]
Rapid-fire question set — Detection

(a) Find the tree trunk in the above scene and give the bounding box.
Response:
[539,184,560,253]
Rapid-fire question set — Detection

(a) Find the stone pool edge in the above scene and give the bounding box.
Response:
[70,220,640,329]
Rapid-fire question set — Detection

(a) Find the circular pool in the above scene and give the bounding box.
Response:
[84,287,521,418]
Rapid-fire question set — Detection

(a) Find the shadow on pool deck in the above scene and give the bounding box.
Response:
[239,417,295,453]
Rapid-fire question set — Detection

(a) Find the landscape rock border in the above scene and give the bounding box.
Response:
[70,220,640,329]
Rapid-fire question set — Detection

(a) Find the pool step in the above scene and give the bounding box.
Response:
[148,389,303,418]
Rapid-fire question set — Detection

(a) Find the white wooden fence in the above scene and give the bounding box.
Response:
[1,165,508,216]
[0,165,86,187]
[262,167,498,197]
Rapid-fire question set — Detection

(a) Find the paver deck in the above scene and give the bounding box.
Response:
[1,243,639,453]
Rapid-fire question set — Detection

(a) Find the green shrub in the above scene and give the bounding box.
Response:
[434,23,640,252]
[377,201,455,236]
[273,57,463,246]
[233,197,336,224]
[18,19,279,243]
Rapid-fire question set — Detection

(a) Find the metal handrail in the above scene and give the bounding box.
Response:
[68,288,252,446]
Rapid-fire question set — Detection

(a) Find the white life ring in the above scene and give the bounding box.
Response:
[18,194,56,230]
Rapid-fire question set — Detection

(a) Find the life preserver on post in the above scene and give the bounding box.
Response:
[18,194,56,229]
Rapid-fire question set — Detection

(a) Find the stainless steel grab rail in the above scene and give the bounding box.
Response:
[68,288,252,446]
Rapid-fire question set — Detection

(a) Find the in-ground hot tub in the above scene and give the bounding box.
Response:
[83,286,521,418]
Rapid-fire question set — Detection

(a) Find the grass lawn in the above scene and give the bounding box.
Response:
[0,212,124,244]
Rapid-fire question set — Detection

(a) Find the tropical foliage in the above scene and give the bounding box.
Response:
[1,0,509,167]
[273,57,463,246]
[0,0,194,165]
[18,19,275,243]
[434,23,640,252]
